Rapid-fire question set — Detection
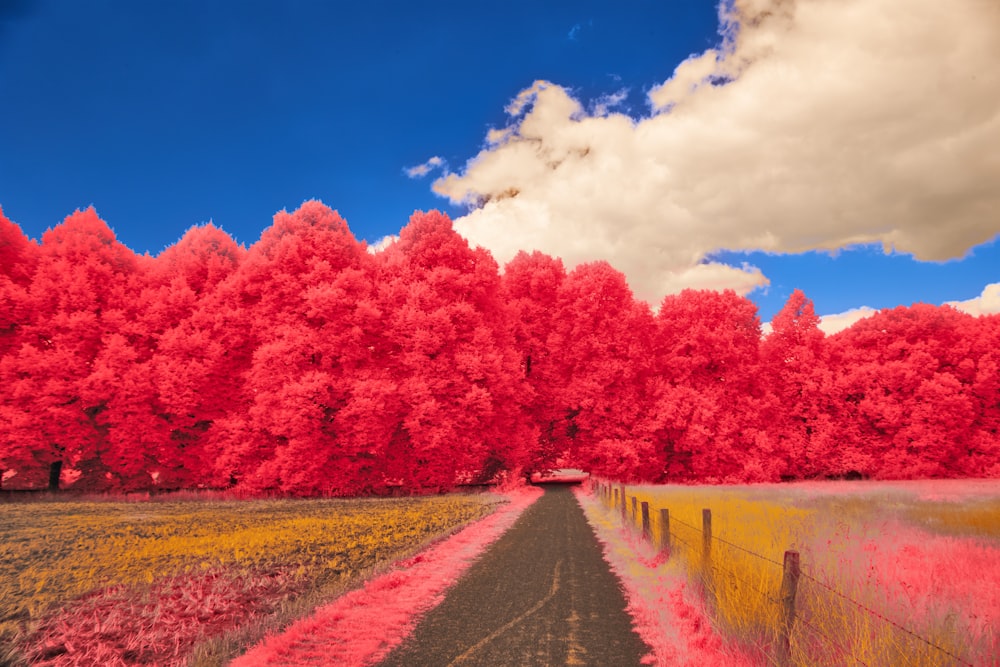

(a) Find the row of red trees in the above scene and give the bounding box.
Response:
[1,202,998,495]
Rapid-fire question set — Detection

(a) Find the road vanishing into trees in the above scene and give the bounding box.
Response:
[376,485,650,667]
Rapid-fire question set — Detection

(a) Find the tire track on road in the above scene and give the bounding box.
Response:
[446,560,562,666]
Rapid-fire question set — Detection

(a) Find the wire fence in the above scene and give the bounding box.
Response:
[592,479,977,667]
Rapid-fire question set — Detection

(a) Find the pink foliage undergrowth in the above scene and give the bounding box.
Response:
[573,486,758,667]
[832,520,1000,656]
[231,486,543,667]
[25,568,301,667]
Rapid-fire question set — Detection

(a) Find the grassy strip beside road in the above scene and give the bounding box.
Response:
[1,493,496,666]
[617,479,1000,666]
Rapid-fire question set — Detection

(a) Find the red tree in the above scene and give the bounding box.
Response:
[827,304,981,479]
[501,251,567,472]
[0,208,141,490]
[0,208,41,488]
[372,211,533,491]
[760,289,832,479]
[115,223,248,489]
[203,201,379,495]
[543,261,657,480]
[0,207,39,356]
[965,314,1000,476]
[650,289,768,482]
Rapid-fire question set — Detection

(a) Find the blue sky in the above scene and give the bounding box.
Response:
[1,0,998,327]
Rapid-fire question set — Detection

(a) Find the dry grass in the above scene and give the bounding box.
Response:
[599,479,1000,667]
[0,493,496,666]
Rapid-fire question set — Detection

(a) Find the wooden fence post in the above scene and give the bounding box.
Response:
[701,508,714,605]
[778,550,801,666]
[702,508,712,564]
[641,501,651,540]
[620,486,627,521]
[631,497,638,525]
[659,508,671,554]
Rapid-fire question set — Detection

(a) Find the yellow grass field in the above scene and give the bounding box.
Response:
[0,492,496,665]
[600,479,1000,667]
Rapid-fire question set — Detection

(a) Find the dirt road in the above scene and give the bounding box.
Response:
[376,485,650,666]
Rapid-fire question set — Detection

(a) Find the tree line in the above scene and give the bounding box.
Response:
[1,202,997,495]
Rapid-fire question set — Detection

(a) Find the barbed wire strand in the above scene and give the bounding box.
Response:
[798,572,973,667]
[703,559,866,666]
[701,562,870,667]
[601,491,854,667]
[711,533,788,569]
[661,511,787,568]
[706,562,781,605]
[667,513,702,534]
[665,528,695,553]
[795,614,871,667]
[606,489,975,667]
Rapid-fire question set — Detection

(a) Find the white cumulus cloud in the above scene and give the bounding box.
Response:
[817,306,878,335]
[433,0,1000,305]
[802,281,999,335]
[405,156,446,179]
[946,282,1000,317]
[367,234,399,253]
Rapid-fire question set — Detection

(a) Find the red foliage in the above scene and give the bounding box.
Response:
[213,201,380,495]
[371,211,534,491]
[141,225,245,489]
[760,289,831,480]
[648,289,770,482]
[1,208,142,490]
[0,207,39,357]
[544,261,658,480]
[826,304,989,479]
[501,250,567,471]
[1,202,998,492]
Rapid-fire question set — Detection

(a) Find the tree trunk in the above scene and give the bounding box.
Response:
[48,461,62,491]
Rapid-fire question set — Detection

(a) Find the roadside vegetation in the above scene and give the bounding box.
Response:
[610,479,999,666]
[0,492,496,666]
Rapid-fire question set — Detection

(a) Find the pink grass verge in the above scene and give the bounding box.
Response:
[573,486,759,667]
[24,568,300,667]
[826,519,1000,660]
[231,486,543,667]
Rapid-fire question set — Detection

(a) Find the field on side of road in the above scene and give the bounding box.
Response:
[0,492,497,666]
[607,479,1000,667]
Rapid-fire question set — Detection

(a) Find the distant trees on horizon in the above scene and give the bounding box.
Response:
[1,202,998,495]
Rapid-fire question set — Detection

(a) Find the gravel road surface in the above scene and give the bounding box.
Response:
[377,484,650,666]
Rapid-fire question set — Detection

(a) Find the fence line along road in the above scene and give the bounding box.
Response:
[592,479,974,667]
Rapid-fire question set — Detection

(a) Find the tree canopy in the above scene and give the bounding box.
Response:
[2,203,997,494]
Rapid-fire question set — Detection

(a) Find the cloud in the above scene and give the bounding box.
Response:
[433,0,1000,305]
[660,262,769,297]
[817,306,878,335]
[789,282,999,336]
[567,19,592,41]
[366,234,399,253]
[404,156,445,179]
[590,88,630,117]
[946,282,1000,317]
